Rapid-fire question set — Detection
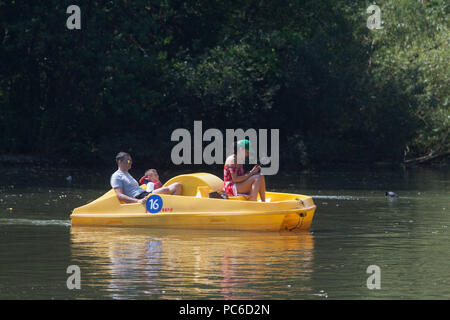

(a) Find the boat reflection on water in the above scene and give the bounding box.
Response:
[70,227,314,299]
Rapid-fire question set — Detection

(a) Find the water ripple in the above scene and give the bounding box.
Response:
[0,218,71,227]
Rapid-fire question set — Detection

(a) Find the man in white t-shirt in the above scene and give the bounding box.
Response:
[110,152,147,204]
[110,152,182,204]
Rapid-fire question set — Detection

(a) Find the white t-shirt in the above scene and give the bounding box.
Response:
[110,170,145,198]
[146,182,155,193]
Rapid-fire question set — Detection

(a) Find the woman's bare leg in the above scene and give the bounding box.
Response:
[258,175,266,202]
[236,175,260,200]
[250,175,262,201]
[236,175,263,201]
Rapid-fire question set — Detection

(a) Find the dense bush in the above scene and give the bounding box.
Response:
[0,0,448,168]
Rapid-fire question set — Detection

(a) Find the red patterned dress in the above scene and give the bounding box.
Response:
[223,165,244,196]
[139,176,163,189]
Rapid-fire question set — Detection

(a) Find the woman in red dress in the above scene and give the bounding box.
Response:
[223,139,266,201]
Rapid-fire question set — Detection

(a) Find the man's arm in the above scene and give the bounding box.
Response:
[113,187,146,204]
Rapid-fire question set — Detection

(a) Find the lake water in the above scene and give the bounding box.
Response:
[0,166,449,299]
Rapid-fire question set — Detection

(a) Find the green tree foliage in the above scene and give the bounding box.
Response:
[0,0,448,167]
[367,0,449,158]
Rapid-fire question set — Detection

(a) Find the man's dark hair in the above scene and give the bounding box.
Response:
[116,152,130,164]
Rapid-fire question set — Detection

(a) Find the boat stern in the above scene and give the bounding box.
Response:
[278,196,316,232]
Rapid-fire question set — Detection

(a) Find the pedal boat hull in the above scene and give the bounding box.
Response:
[71,173,316,232]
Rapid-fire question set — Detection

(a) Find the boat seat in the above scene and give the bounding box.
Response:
[196,186,212,198]
[163,173,224,197]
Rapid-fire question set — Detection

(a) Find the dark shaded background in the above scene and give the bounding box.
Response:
[1,0,448,170]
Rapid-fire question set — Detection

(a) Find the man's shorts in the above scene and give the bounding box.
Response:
[135,191,151,199]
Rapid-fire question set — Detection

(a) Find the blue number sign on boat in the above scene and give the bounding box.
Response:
[146,194,163,214]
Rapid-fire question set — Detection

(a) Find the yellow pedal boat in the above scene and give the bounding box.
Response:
[71,173,317,232]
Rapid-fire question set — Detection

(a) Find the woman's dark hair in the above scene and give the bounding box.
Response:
[115,152,130,164]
